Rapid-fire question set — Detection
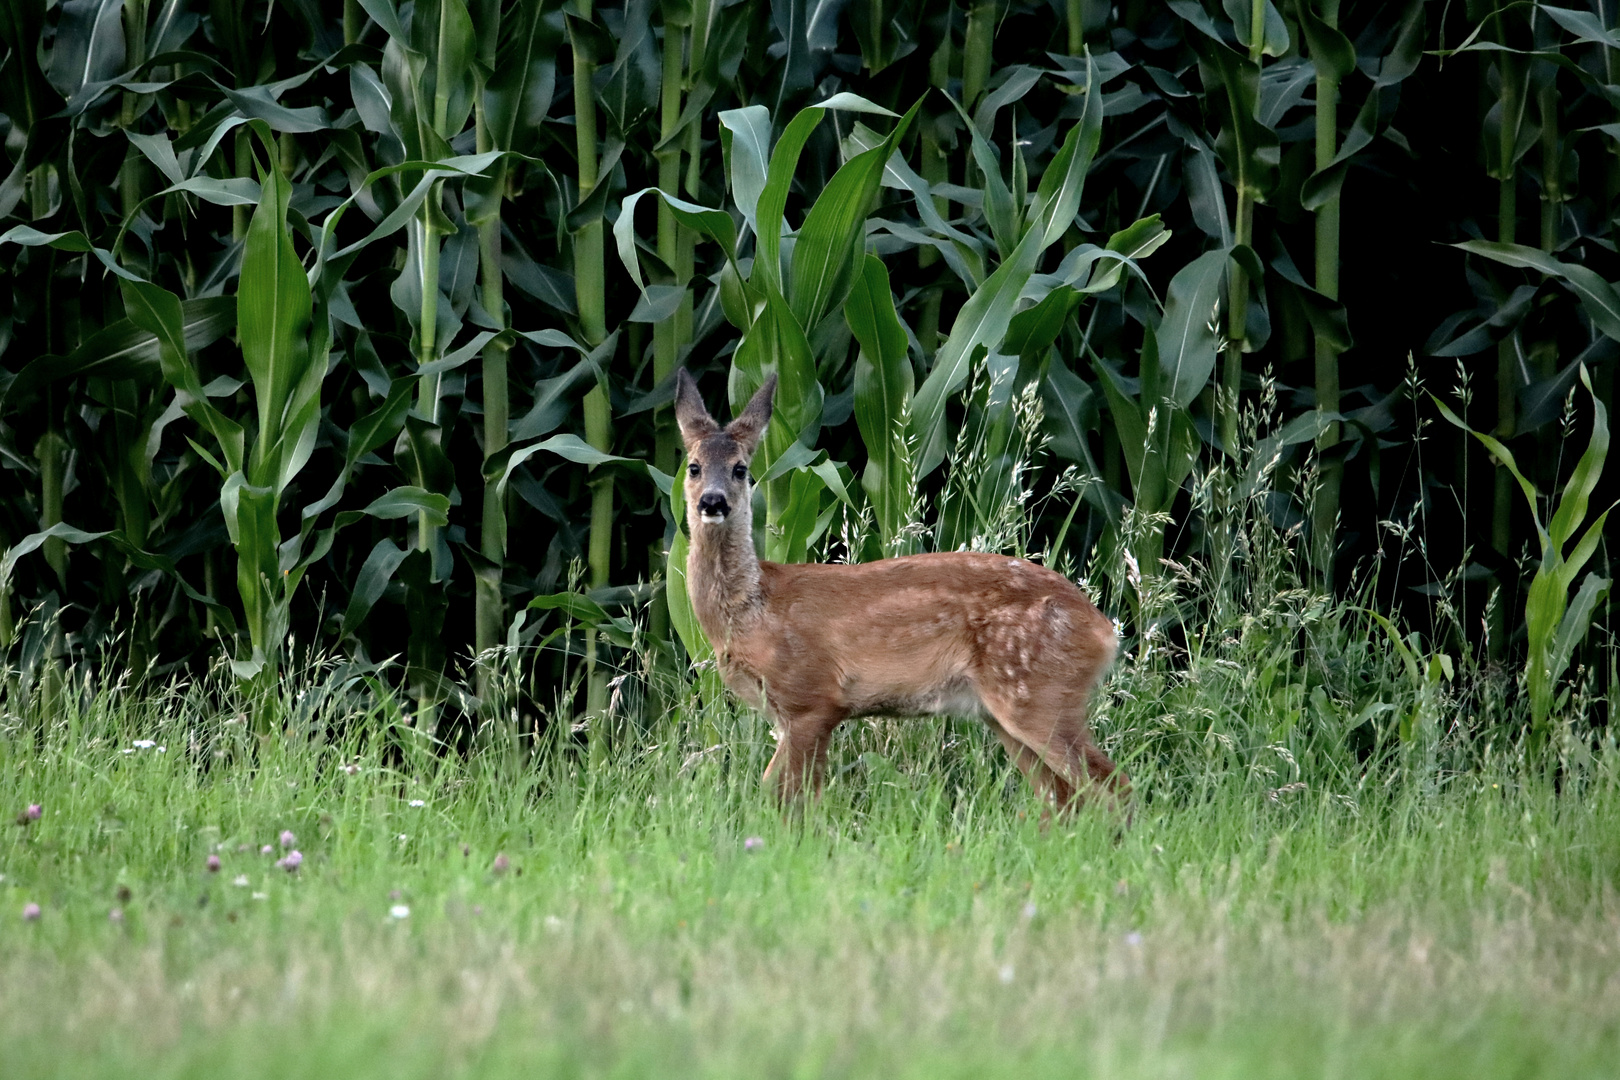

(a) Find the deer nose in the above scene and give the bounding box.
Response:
[696,492,730,521]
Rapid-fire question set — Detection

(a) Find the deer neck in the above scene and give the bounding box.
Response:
[686,512,763,644]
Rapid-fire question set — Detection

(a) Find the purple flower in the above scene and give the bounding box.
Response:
[492,853,509,874]
[276,850,303,872]
[26,804,41,821]
[22,902,40,921]
[260,844,273,855]
[279,830,296,849]
[743,836,764,852]
[206,854,221,873]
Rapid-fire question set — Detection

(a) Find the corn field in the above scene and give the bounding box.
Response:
[0,0,1617,746]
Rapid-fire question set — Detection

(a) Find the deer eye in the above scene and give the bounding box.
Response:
[733,463,748,481]
[687,462,701,478]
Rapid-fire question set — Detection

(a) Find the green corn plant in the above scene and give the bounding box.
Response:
[565,0,615,720]
[132,125,452,723]
[464,0,561,704]
[1093,244,1224,598]
[907,58,1106,482]
[1178,1,1285,455]
[1435,366,1612,749]
[131,127,331,716]
[1485,0,1533,655]
[361,0,482,725]
[846,254,916,556]
[1295,0,1424,579]
[1297,0,1351,578]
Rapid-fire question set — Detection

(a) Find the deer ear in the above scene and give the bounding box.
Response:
[674,369,719,448]
[726,374,777,458]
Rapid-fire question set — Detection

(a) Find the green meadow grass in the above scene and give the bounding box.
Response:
[2,661,1619,1080]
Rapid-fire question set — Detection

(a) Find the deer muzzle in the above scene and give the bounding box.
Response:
[697,492,730,523]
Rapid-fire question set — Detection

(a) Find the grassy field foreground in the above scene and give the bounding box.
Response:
[2,674,1619,1080]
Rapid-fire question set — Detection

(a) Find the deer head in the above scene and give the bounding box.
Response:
[674,369,776,533]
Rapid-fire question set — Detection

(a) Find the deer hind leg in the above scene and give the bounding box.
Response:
[762,707,844,804]
[985,718,1076,810]
[982,690,1126,815]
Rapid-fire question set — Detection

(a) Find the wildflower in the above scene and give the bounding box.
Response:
[132,739,156,749]
[206,854,221,873]
[1125,931,1143,947]
[1022,902,1037,920]
[743,836,764,852]
[260,845,273,855]
[408,799,425,808]
[389,905,410,920]
[26,804,41,821]
[342,764,359,776]
[279,830,296,849]
[998,964,1015,984]
[22,902,40,921]
[492,853,509,874]
[232,876,250,887]
[276,850,302,872]
[108,907,124,924]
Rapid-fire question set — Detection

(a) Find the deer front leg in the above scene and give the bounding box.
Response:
[761,708,843,804]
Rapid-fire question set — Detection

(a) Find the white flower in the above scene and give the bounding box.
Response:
[1125,931,1143,947]
[998,964,1015,984]
[390,905,410,920]
[544,915,565,933]
[132,739,156,749]
[232,875,250,887]
[408,799,425,808]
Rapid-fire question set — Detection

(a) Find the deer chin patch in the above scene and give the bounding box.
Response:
[699,510,727,524]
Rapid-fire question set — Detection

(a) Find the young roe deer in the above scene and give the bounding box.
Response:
[674,369,1127,813]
